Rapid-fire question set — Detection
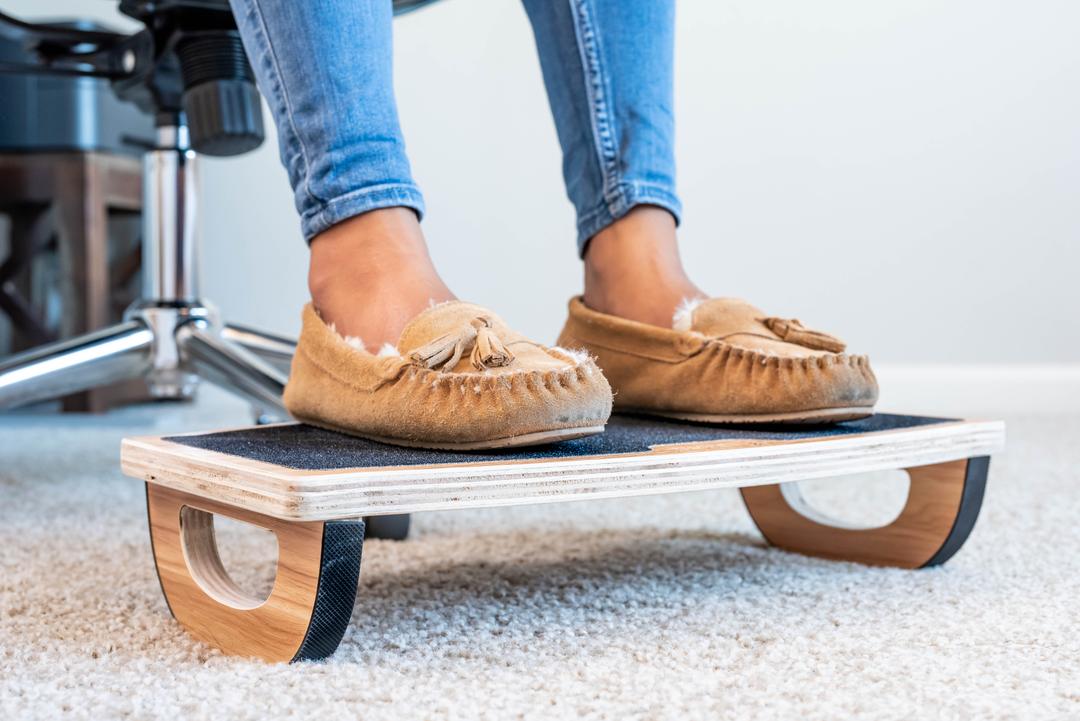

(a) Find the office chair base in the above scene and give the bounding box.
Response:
[0,299,295,415]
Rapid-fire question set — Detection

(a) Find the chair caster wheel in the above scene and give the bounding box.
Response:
[364,514,410,541]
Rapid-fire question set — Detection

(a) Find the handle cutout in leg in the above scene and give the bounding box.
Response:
[786,469,911,530]
[179,507,278,609]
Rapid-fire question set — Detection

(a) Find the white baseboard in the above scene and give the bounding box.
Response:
[873,363,1080,416]
[174,364,1080,419]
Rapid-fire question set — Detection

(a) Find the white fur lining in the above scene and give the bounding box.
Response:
[672,297,705,331]
[328,322,401,357]
[426,297,459,310]
[551,346,592,365]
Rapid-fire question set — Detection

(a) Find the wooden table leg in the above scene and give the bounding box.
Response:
[146,484,364,662]
[740,457,989,569]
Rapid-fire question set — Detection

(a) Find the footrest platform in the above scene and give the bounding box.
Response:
[121,413,1005,663]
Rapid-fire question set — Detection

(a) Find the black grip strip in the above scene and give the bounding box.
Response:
[920,456,990,568]
[290,519,365,662]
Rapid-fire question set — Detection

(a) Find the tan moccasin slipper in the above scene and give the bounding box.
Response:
[556,296,878,424]
[284,301,613,449]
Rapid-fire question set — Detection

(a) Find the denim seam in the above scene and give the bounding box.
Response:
[568,0,620,204]
[578,181,682,226]
[241,0,322,209]
[302,183,425,241]
[576,182,683,253]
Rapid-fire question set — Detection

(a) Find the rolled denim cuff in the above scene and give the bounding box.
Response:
[301,184,427,242]
[575,182,683,257]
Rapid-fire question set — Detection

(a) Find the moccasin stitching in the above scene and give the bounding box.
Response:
[298,336,604,400]
[695,341,867,375]
[567,335,696,363]
[567,297,863,364]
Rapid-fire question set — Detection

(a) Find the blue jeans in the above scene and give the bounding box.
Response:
[229,0,681,255]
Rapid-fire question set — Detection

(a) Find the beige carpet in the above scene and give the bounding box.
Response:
[1,390,1077,720]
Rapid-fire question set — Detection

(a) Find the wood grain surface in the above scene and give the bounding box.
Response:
[740,459,979,568]
[146,484,329,662]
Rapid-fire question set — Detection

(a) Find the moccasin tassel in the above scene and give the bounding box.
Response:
[409,325,477,370]
[762,317,847,353]
[470,318,515,370]
[409,316,515,371]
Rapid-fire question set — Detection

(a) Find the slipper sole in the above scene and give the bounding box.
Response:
[294,417,608,451]
[617,406,874,425]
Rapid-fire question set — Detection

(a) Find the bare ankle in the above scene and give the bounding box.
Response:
[308,208,455,351]
[582,206,704,327]
[308,207,427,297]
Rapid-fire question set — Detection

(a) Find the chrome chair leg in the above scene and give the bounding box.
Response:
[0,322,154,409]
[0,124,297,417]
[177,324,289,417]
[220,324,296,375]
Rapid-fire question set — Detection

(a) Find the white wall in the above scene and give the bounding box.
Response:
[10,0,1080,364]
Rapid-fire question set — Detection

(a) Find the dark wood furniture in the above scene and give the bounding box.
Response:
[0,151,146,411]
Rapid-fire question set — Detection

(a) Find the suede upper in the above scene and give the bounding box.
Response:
[556,296,878,419]
[284,302,613,445]
[397,301,573,374]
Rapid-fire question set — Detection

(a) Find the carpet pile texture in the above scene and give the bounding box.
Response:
[1,392,1077,720]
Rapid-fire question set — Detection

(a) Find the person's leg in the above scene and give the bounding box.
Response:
[533,3,879,423]
[229,0,453,350]
[521,0,703,328]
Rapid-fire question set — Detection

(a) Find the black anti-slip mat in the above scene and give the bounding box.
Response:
[163,413,953,471]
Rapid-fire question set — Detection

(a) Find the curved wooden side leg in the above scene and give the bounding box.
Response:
[740,457,989,568]
[146,484,364,662]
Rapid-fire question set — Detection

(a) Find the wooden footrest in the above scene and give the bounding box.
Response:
[123,413,1005,662]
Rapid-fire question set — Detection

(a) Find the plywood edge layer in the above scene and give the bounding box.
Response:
[121,421,1004,521]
